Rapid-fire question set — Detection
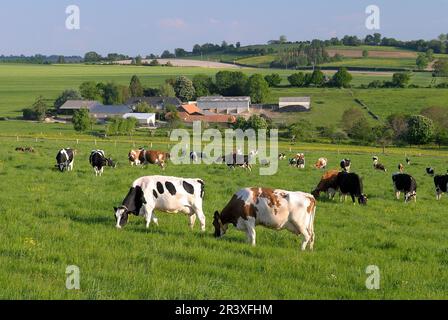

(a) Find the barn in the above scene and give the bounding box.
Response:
[197,96,251,115]
[278,97,311,112]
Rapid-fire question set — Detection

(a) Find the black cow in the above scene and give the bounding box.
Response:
[392,173,417,203]
[56,148,74,172]
[340,159,351,172]
[434,174,448,200]
[89,150,116,176]
[336,172,368,205]
[223,153,252,172]
[426,167,435,176]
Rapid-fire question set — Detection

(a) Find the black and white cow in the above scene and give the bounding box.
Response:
[373,156,387,172]
[336,172,368,205]
[392,173,417,203]
[56,148,74,172]
[434,174,448,200]
[190,152,207,163]
[426,167,435,176]
[89,150,116,176]
[340,159,351,172]
[114,176,206,231]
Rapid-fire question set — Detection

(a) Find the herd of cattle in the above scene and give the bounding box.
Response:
[49,147,448,250]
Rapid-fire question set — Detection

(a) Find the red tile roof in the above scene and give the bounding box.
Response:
[176,112,237,124]
[180,103,203,115]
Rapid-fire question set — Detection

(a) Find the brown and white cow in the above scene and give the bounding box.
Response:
[128,149,144,166]
[139,150,170,169]
[314,158,328,170]
[312,169,340,199]
[213,188,317,251]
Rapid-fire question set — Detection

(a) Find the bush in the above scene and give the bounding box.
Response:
[73,109,93,132]
[406,115,434,145]
[288,73,306,87]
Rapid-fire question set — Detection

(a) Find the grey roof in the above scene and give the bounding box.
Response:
[125,97,182,107]
[60,100,102,110]
[279,97,311,103]
[90,105,133,115]
[197,96,251,103]
[123,113,156,120]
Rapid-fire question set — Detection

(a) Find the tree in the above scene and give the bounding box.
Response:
[331,68,353,88]
[161,50,175,59]
[264,73,282,87]
[80,81,102,100]
[416,53,429,70]
[421,106,448,129]
[434,127,448,148]
[72,108,92,132]
[279,35,287,43]
[287,73,306,87]
[215,71,248,96]
[246,74,270,104]
[193,74,215,97]
[54,89,81,110]
[233,115,268,133]
[173,76,196,102]
[135,56,143,66]
[374,125,394,153]
[350,118,375,142]
[129,75,143,97]
[31,96,48,121]
[362,50,369,58]
[307,69,325,87]
[134,102,155,113]
[175,48,187,57]
[288,120,314,141]
[434,59,448,76]
[406,115,434,145]
[159,83,176,97]
[84,51,102,63]
[58,56,65,64]
[387,113,409,142]
[341,108,365,132]
[392,72,411,88]
[102,83,127,105]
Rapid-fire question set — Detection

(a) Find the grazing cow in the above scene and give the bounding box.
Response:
[434,174,448,200]
[223,153,253,171]
[89,150,116,176]
[336,172,368,205]
[128,149,143,166]
[213,188,317,250]
[190,152,207,163]
[392,173,417,203]
[279,153,287,160]
[114,176,206,231]
[294,153,306,169]
[56,148,74,172]
[340,159,351,172]
[16,147,35,153]
[373,156,387,172]
[398,163,405,173]
[426,167,435,176]
[406,157,411,165]
[311,170,340,199]
[139,150,170,169]
[314,158,328,170]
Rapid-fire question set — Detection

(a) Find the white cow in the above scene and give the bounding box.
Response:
[213,188,317,251]
[114,176,206,231]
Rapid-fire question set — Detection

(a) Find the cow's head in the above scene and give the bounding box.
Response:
[106,158,117,168]
[405,191,417,203]
[213,211,227,238]
[311,189,320,199]
[358,194,368,205]
[114,186,146,229]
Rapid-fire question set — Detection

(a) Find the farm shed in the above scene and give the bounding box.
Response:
[59,100,102,113]
[126,97,182,111]
[278,97,311,112]
[197,96,251,115]
[90,105,133,120]
[123,113,156,127]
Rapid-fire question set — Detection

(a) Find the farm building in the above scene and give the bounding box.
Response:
[197,96,251,115]
[125,97,182,111]
[90,105,133,120]
[59,100,102,113]
[278,97,311,112]
[166,103,237,125]
[123,113,156,127]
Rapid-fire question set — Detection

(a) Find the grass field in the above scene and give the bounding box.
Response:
[1,130,448,299]
[1,64,447,124]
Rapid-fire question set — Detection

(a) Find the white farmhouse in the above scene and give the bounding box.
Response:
[279,97,311,112]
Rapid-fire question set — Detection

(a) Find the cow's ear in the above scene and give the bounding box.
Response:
[214,211,220,219]
[114,207,118,212]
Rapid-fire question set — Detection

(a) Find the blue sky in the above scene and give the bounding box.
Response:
[0,0,447,56]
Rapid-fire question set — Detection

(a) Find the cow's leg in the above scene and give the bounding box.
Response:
[436,190,442,200]
[291,219,311,251]
[351,194,356,205]
[245,217,256,246]
[192,206,206,232]
[395,191,401,200]
[143,205,155,229]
